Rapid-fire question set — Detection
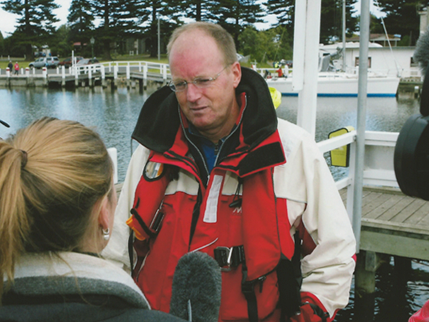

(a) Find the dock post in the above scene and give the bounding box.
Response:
[42,67,48,86]
[101,66,107,88]
[61,66,66,87]
[88,68,93,87]
[113,65,118,89]
[143,64,147,90]
[354,250,382,321]
[6,67,10,77]
[355,251,378,295]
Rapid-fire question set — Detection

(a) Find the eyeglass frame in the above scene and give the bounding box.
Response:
[168,65,230,93]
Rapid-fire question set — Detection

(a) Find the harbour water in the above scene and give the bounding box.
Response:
[0,86,427,321]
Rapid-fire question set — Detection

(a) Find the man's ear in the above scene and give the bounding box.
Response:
[97,196,110,230]
[231,61,242,89]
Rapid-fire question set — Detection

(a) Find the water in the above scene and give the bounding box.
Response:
[0,87,427,320]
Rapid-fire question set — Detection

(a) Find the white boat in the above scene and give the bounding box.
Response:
[265,71,400,97]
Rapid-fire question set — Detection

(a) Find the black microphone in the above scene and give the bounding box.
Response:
[170,251,222,322]
[414,28,429,76]
[413,29,429,116]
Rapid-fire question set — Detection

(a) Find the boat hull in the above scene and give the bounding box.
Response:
[266,74,400,97]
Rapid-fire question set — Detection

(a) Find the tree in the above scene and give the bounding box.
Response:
[375,0,429,46]
[49,24,73,57]
[266,0,358,45]
[0,31,4,56]
[174,0,218,21]
[209,0,266,51]
[266,0,294,36]
[238,25,292,63]
[88,0,147,60]
[320,0,358,44]
[0,0,59,59]
[136,0,183,58]
[68,0,95,55]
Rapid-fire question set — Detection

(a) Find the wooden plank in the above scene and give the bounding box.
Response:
[364,194,406,220]
[361,192,391,217]
[360,229,429,261]
[413,206,429,226]
[376,195,416,222]
[404,202,429,225]
[362,218,429,236]
[390,198,427,224]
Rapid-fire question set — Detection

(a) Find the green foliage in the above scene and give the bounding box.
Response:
[375,0,429,45]
[1,0,60,59]
[238,25,292,63]
[320,0,358,44]
[68,0,95,55]
[48,24,73,57]
[208,0,266,50]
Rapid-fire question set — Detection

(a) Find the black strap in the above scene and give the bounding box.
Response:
[277,231,303,321]
[241,261,259,322]
[128,229,134,276]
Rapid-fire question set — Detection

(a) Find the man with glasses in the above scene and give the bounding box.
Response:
[105,22,355,322]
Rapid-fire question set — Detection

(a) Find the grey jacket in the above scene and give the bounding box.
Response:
[0,252,184,322]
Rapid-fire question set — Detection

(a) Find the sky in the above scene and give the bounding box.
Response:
[0,0,384,37]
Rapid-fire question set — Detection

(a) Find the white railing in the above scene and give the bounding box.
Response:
[317,130,399,223]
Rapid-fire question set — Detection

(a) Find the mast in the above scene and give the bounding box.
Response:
[342,0,346,71]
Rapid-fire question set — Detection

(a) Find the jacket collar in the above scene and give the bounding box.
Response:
[132,67,285,175]
[6,252,150,309]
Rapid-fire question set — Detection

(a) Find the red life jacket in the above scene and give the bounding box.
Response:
[127,129,303,321]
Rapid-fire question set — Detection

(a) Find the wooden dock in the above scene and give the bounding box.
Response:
[340,186,429,261]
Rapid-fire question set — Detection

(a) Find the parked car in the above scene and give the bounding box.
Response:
[29,57,48,69]
[59,56,84,68]
[76,58,100,65]
[45,57,60,69]
[29,57,60,69]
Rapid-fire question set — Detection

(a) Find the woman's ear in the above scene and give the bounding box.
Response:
[97,196,110,230]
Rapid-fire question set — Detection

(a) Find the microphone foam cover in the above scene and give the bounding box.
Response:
[414,28,429,75]
[170,251,222,322]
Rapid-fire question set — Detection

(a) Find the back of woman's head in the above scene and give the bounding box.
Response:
[0,117,112,296]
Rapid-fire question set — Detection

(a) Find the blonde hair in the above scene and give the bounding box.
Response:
[0,117,112,303]
[167,22,238,66]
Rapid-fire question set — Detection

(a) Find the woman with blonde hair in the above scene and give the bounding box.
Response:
[0,117,184,321]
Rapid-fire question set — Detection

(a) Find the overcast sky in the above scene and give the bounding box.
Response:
[0,0,384,38]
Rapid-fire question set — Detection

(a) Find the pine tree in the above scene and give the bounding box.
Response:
[137,0,182,58]
[320,0,358,44]
[68,0,95,56]
[88,0,147,60]
[375,0,429,46]
[1,0,59,59]
[209,0,266,51]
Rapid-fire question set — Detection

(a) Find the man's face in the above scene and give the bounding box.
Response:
[169,30,241,142]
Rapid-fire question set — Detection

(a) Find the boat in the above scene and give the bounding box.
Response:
[265,69,400,97]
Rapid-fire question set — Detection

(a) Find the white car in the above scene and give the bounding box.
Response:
[29,57,60,69]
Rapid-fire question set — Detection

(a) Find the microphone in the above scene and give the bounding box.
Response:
[413,29,429,116]
[414,28,429,76]
[170,251,222,322]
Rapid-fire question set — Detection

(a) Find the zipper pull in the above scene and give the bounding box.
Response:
[258,276,266,293]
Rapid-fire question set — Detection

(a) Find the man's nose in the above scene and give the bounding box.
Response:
[186,83,202,102]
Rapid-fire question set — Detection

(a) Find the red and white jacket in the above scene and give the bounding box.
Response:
[103,68,356,321]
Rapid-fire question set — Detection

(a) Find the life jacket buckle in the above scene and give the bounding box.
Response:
[214,246,233,271]
[214,245,245,271]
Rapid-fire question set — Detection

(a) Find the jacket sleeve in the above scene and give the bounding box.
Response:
[275,119,356,319]
[102,145,150,272]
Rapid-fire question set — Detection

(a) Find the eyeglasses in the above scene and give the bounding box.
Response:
[169,65,229,92]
